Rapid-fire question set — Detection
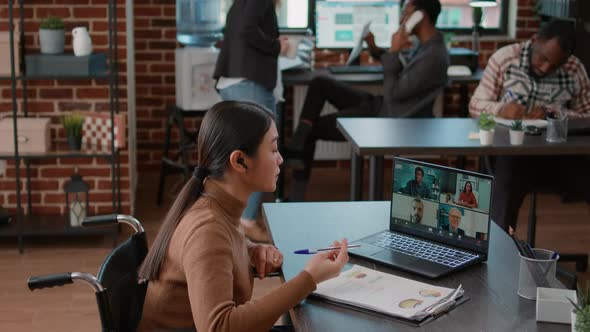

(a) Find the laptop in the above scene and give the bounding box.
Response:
[350,157,494,279]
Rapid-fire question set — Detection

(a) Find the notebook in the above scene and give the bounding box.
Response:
[350,157,494,278]
[312,264,466,325]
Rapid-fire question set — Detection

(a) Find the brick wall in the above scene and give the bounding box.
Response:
[0,0,131,215]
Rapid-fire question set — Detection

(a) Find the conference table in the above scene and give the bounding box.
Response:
[336,117,590,201]
[262,201,568,331]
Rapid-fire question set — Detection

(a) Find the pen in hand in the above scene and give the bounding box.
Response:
[294,244,361,255]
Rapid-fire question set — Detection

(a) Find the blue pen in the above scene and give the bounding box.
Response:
[293,244,361,255]
[551,251,559,260]
[506,89,515,100]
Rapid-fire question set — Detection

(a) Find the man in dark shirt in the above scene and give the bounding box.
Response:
[401,167,431,199]
[285,0,449,201]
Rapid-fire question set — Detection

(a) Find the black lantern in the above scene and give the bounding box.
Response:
[64,170,89,227]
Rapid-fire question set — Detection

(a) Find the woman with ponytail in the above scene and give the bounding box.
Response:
[138,101,348,332]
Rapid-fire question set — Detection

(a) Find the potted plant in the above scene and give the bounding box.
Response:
[509,120,525,145]
[571,281,590,332]
[62,113,84,150]
[39,16,65,54]
[478,113,496,145]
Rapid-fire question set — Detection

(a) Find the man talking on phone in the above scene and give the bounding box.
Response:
[285,0,448,201]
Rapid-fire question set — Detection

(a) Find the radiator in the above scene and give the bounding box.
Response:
[292,85,384,160]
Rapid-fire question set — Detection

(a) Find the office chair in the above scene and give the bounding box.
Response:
[528,191,589,272]
[481,157,587,289]
[27,215,148,332]
[157,105,207,206]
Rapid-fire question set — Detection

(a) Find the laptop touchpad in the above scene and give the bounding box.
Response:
[352,243,385,257]
[372,250,419,265]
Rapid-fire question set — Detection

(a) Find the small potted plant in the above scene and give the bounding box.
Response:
[39,16,65,54]
[478,113,496,145]
[509,120,525,145]
[62,113,84,150]
[571,281,590,332]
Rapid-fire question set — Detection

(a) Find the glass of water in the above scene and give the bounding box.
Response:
[546,111,568,143]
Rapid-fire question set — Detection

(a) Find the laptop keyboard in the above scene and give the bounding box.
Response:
[367,232,480,268]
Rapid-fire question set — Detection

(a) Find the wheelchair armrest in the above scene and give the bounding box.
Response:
[28,272,104,292]
[83,214,144,233]
[28,272,73,290]
[83,214,118,227]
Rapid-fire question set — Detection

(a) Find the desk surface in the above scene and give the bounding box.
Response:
[282,68,483,86]
[263,201,567,331]
[336,117,590,156]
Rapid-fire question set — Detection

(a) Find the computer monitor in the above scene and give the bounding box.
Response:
[315,0,400,49]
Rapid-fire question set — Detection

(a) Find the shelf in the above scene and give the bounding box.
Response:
[0,72,110,81]
[0,144,118,160]
[0,214,117,237]
[0,75,23,81]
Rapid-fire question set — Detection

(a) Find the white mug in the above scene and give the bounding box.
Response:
[72,27,93,56]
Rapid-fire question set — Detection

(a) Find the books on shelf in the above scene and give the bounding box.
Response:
[312,265,464,323]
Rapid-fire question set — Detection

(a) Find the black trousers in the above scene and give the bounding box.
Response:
[294,76,381,181]
[491,155,590,232]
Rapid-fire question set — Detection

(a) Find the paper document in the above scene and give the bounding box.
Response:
[278,56,305,71]
[494,117,548,128]
[313,265,463,321]
[346,21,372,66]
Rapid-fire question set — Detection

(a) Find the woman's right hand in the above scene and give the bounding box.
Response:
[303,239,349,285]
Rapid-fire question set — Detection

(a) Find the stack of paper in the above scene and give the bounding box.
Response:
[313,265,463,321]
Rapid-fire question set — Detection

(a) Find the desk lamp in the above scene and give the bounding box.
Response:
[469,0,498,52]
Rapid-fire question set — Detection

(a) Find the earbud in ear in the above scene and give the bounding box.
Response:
[237,158,248,170]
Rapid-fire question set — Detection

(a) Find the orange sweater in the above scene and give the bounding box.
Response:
[139,180,316,332]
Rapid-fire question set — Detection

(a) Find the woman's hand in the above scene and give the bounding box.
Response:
[304,239,350,285]
[250,244,283,279]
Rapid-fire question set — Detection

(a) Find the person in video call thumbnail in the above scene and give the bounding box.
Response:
[401,167,431,199]
[442,207,465,235]
[456,181,478,209]
[410,199,424,223]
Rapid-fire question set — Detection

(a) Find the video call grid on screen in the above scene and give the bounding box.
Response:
[391,159,493,245]
[315,0,400,49]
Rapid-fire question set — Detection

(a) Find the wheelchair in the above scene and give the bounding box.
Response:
[27,214,148,332]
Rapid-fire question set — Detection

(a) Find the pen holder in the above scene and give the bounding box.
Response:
[517,248,559,300]
[546,113,568,143]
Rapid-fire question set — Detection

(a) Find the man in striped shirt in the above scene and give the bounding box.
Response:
[469,19,590,232]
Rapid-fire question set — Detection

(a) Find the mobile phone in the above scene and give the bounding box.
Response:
[525,125,542,136]
[404,11,424,33]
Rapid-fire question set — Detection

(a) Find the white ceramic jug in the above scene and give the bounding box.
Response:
[72,27,92,56]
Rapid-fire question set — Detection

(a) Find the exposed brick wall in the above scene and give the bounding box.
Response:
[0,0,131,215]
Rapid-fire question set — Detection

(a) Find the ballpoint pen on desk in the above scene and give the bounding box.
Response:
[293,245,361,255]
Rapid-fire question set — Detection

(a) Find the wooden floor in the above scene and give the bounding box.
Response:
[1,166,589,331]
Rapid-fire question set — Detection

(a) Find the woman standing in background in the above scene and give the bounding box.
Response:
[214,0,289,236]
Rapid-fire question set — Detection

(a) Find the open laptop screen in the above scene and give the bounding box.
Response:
[391,158,493,254]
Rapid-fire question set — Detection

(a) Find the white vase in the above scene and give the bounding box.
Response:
[509,129,525,145]
[479,129,494,145]
[72,27,92,56]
